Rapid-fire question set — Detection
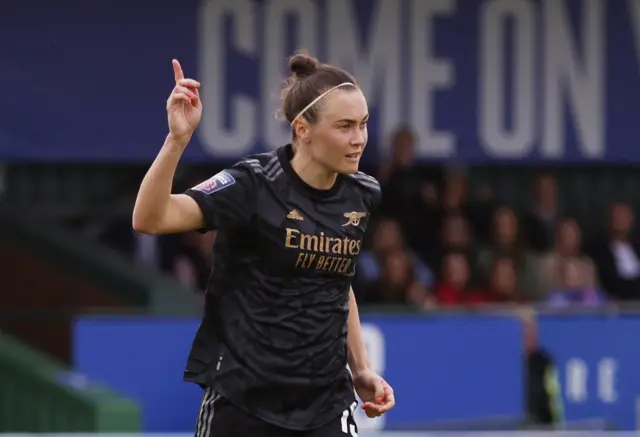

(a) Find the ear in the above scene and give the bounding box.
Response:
[293,119,311,143]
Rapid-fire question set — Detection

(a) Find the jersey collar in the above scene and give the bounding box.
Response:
[278,144,344,200]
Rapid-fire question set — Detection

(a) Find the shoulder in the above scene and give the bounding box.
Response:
[343,171,382,209]
[233,150,283,182]
[187,152,279,196]
[343,171,381,194]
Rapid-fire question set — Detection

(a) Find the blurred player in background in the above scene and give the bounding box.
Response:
[523,312,564,426]
[132,52,395,437]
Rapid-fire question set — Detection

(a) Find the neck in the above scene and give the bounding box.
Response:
[290,146,338,190]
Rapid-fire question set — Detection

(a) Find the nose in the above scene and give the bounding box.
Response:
[350,130,365,147]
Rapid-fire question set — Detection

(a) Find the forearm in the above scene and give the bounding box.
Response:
[347,287,370,375]
[132,135,187,230]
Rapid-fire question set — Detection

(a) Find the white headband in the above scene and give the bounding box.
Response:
[290,82,355,126]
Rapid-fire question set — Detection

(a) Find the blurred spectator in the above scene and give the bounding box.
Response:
[592,202,640,300]
[427,213,480,285]
[366,247,434,309]
[441,213,471,252]
[438,169,497,245]
[377,127,441,254]
[173,231,216,293]
[486,256,522,303]
[441,170,467,215]
[434,252,486,306]
[355,218,433,301]
[524,173,560,252]
[377,126,417,185]
[478,207,542,301]
[546,259,608,307]
[539,218,597,294]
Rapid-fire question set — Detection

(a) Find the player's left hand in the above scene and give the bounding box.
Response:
[353,369,395,418]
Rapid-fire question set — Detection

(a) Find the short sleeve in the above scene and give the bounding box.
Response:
[369,186,382,215]
[347,171,382,221]
[184,166,256,231]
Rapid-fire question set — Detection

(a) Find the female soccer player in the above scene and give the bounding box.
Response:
[132,53,395,437]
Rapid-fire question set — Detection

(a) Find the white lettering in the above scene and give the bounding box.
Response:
[198,0,257,156]
[326,0,401,153]
[410,0,457,158]
[542,0,604,158]
[565,358,588,403]
[598,358,618,403]
[479,0,535,158]
[262,0,318,149]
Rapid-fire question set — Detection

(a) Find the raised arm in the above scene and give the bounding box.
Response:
[132,59,204,235]
[132,136,205,234]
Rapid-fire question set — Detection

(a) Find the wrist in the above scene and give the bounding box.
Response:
[166,133,191,149]
[351,365,372,378]
[349,357,371,377]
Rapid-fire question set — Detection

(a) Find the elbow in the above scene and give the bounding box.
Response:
[132,218,157,235]
[132,211,161,235]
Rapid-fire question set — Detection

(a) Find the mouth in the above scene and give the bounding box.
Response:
[345,153,361,161]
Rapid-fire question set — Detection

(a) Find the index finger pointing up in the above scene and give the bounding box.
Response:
[172,59,184,82]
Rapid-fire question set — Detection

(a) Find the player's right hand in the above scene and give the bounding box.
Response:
[167,59,202,144]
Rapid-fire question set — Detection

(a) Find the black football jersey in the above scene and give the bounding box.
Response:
[182,144,381,430]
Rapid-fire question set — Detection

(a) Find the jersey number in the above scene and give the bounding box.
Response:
[340,401,358,436]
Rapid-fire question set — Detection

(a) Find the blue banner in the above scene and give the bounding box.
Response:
[72,315,523,432]
[72,313,640,431]
[537,314,640,431]
[4,0,640,163]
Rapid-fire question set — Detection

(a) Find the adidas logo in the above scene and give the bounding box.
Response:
[287,209,304,220]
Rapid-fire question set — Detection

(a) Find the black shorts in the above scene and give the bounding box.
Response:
[194,387,359,437]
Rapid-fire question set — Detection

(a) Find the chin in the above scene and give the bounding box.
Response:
[336,161,360,174]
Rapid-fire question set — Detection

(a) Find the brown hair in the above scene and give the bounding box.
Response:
[281,52,358,132]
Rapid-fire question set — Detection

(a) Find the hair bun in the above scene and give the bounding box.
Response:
[288,53,319,79]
